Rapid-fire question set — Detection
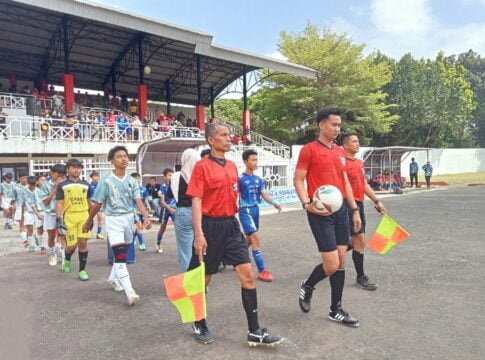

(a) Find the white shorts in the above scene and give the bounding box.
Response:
[24,212,36,226]
[43,213,57,231]
[35,212,44,228]
[14,206,22,221]
[106,213,135,246]
[1,198,12,210]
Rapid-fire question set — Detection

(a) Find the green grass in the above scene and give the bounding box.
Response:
[431,172,485,185]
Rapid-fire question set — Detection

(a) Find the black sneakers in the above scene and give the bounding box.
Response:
[248,328,284,347]
[299,279,314,313]
[328,302,359,328]
[192,320,214,344]
[356,275,377,291]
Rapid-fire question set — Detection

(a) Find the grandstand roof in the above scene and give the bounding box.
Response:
[0,0,317,105]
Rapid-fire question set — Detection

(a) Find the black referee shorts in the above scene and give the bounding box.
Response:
[307,202,350,252]
[349,201,366,236]
[188,216,251,275]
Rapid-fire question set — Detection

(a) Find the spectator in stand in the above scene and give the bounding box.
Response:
[159,112,170,132]
[64,112,76,138]
[120,95,129,113]
[129,99,138,116]
[110,95,120,109]
[117,114,129,140]
[103,94,110,109]
[176,111,186,126]
[155,106,162,120]
[75,90,82,103]
[86,92,93,107]
[0,107,8,138]
[186,117,194,127]
[422,161,433,189]
[52,92,64,114]
[77,109,89,140]
[94,93,102,107]
[47,85,55,97]
[106,110,117,140]
[132,115,142,141]
[9,75,17,93]
[21,85,30,95]
[232,134,240,145]
[146,177,162,217]
[409,158,419,188]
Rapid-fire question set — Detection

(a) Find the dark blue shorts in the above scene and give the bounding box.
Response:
[349,201,366,236]
[239,205,259,235]
[159,207,175,224]
[307,202,350,252]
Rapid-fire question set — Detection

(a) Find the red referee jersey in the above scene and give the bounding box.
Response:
[187,157,239,217]
[345,157,365,202]
[296,141,347,198]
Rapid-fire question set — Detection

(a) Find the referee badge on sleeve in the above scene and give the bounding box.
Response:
[233,183,238,192]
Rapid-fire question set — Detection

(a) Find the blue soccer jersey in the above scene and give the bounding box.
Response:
[238,173,265,208]
[160,183,176,208]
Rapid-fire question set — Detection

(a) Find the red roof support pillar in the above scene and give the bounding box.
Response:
[63,73,74,113]
[138,84,147,121]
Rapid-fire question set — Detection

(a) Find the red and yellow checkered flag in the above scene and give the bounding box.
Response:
[367,214,410,254]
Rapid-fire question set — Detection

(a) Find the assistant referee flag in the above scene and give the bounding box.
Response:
[367,214,410,254]
[164,262,207,323]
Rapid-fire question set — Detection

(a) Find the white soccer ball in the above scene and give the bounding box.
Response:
[144,66,151,75]
[313,185,343,213]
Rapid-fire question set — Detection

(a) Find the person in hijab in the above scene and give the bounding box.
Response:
[168,148,200,271]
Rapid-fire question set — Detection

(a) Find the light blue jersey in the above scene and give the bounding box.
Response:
[238,173,265,208]
[39,180,56,214]
[0,182,15,198]
[23,188,38,213]
[35,188,45,212]
[13,183,27,207]
[92,173,140,216]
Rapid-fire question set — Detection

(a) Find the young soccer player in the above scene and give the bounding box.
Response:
[342,133,386,290]
[0,173,15,229]
[35,175,47,254]
[239,149,282,282]
[56,159,91,281]
[187,123,283,346]
[131,172,149,251]
[40,164,66,266]
[294,108,361,327]
[89,171,104,239]
[13,173,28,246]
[23,176,44,252]
[156,168,176,253]
[83,146,151,305]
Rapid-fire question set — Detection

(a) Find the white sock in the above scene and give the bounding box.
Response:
[20,232,27,242]
[48,246,55,256]
[108,263,117,281]
[27,236,34,247]
[114,263,135,298]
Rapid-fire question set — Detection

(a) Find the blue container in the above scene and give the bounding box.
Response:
[107,239,136,264]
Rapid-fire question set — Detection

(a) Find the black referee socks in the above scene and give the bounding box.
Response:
[330,269,345,311]
[241,288,259,332]
[352,250,365,278]
[306,264,327,288]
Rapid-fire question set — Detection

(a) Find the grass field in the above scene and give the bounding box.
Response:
[431,172,485,185]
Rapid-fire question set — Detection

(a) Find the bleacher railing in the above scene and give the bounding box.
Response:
[0,92,53,110]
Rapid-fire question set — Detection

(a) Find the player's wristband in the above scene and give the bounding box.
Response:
[302,201,312,210]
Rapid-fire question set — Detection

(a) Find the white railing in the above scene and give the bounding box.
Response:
[0,92,53,111]
[0,117,203,143]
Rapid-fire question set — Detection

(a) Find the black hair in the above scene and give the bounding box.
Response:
[27,176,37,185]
[108,146,129,161]
[316,107,341,124]
[51,164,66,175]
[242,149,258,161]
[150,176,156,180]
[36,174,47,180]
[163,168,174,177]
[200,149,211,158]
[130,172,141,178]
[175,164,182,172]
[4,173,13,180]
[18,172,28,178]
[66,158,83,168]
[341,132,358,144]
[90,171,99,178]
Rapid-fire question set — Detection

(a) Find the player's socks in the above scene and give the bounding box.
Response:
[352,250,365,277]
[48,246,55,256]
[156,234,162,245]
[97,226,102,234]
[79,251,88,272]
[65,251,72,261]
[20,231,27,242]
[115,263,135,297]
[329,268,345,312]
[252,249,265,273]
[306,264,327,288]
[241,288,260,333]
[37,234,45,249]
[136,233,144,245]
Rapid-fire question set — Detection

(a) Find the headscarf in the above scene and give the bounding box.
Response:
[171,148,201,203]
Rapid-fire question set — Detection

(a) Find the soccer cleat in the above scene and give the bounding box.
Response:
[299,279,314,313]
[28,245,35,252]
[78,270,90,281]
[39,247,46,255]
[156,246,163,253]
[139,243,146,251]
[127,294,140,306]
[356,275,377,291]
[63,260,72,273]
[328,303,359,328]
[108,278,123,292]
[96,233,105,240]
[247,328,284,347]
[48,255,57,266]
[258,269,274,282]
[192,321,214,344]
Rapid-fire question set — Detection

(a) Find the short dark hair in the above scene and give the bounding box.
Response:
[163,168,173,177]
[27,176,37,185]
[36,175,47,180]
[66,158,83,168]
[316,107,341,124]
[242,149,258,161]
[90,171,99,178]
[411,158,415,161]
[18,172,28,178]
[341,132,358,144]
[204,122,225,142]
[4,173,13,180]
[130,172,141,178]
[200,149,211,158]
[150,176,156,180]
[175,164,182,172]
[108,146,129,161]
[51,164,66,175]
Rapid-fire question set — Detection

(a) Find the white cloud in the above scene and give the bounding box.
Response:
[370,0,433,34]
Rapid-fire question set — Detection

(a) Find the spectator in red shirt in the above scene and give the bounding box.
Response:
[186,123,283,346]
[232,134,240,145]
[294,107,361,328]
[342,133,385,291]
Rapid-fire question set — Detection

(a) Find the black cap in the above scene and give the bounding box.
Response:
[66,158,84,168]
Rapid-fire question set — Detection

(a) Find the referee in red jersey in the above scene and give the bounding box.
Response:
[342,133,386,291]
[294,108,361,327]
[186,122,283,347]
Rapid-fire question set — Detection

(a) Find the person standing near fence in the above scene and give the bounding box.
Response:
[422,161,433,189]
[0,173,15,229]
[409,158,419,188]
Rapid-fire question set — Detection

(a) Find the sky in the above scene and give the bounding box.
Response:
[92,0,485,60]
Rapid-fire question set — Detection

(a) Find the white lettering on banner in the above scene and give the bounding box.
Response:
[260,187,299,207]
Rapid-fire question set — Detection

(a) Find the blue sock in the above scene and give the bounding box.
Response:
[137,233,144,245]
[252,249,265,273]
[97,226,102,234]
[157,234,162,245]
